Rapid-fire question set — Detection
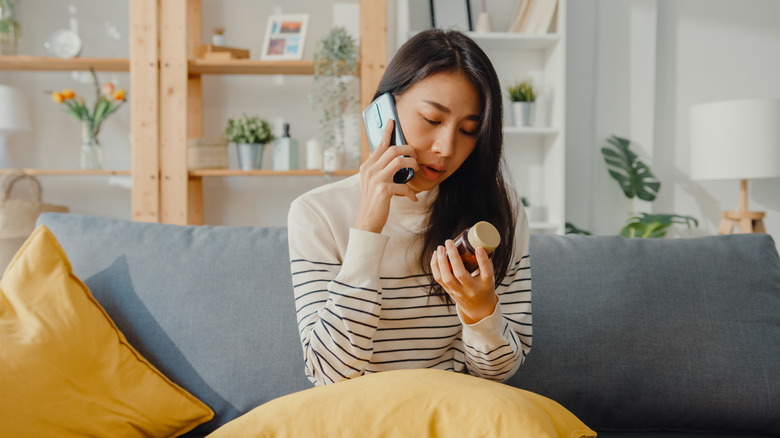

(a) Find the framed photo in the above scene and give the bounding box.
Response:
[260,14,309,61]
[429,0,472,31]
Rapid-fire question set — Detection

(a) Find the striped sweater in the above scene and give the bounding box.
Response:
[288,175,532,386]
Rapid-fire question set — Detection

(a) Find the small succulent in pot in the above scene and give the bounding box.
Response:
[224,114,274,145]
[507,80,536,103]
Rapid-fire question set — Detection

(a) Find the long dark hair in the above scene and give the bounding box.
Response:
[373,29,517,301]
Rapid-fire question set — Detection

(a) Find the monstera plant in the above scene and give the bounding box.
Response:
[566,135,698,238]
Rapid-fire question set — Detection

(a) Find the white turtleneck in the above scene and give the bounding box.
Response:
[288,175,532,386]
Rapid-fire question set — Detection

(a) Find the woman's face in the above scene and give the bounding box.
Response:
[394,71,482,193]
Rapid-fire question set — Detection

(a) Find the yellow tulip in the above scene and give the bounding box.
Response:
[51,92,65,103]
[62,89,75,99]
[113,89,125,101]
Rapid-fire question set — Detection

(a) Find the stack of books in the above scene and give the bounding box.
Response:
[508,0,558,34]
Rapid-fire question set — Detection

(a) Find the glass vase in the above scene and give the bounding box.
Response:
[80,122,103,169]
[0,0,21,55]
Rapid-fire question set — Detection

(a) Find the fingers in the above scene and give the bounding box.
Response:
[377,119,395,152]
[474,247,494,280]
[431,241,496,295]
[431,241,471,295]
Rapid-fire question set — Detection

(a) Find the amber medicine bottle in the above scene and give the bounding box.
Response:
[452,221,501,272]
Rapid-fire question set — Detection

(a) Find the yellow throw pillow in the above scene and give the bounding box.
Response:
[208,368,596,438]
[0,225,214,437]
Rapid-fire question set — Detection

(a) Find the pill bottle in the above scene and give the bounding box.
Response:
[452,221,501,272]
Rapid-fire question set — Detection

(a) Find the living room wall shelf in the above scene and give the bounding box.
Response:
[0,169,131,176]
[401,1,567,234]
[188,59,315,76]
[529,222,560,232]
[189,169,358,177]
[0,56,130,72]
[504,126,560,137]
[466,32,559,51]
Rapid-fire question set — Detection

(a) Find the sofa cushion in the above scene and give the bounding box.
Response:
[0,225,214,437]
[509,234,780,435]
[208,368,596,438]
[37,213,313,435]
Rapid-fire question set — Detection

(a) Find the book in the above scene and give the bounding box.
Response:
[520,0,545,33]
[508,0,531,32]
[531,0,558,34]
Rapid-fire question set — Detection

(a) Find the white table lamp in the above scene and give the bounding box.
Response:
[690,98,780,234]
[0,85,32,169]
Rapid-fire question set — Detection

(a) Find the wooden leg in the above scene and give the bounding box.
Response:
[753,218,766,233]
[718,216,734,235]
[737,218,754,233]
[720,210,766,235]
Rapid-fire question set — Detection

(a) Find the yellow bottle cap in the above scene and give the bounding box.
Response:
[467,221,501,253]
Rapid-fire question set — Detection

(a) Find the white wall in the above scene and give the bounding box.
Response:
[566,0,780,248]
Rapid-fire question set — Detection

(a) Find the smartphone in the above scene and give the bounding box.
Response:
[362,93,414,184]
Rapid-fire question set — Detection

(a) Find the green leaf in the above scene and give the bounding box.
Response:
[601,135,661,201]
[565,222,592,235]
[620,213,699,238]
[92,98,110,125]
[620,222,668,238]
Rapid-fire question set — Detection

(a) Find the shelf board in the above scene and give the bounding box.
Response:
[0,56,129,72]
[188,59,315,75]
[189,169,358,177]
[466,32,560,50]
[0,169,131,176]
[529,222,560,231]
[504,126,560,136]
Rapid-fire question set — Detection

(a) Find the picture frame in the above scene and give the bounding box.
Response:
[260,14,309,61]
[429,0,472,32]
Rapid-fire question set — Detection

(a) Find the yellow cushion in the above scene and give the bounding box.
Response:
[0,225,214,437]
[208,368,596,438]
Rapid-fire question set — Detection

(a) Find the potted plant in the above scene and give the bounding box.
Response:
[224,114,274,170]
[565,135,698,238]
[310,26,359,169]
[507,80,536,127]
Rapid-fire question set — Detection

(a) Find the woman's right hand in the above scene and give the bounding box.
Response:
[353,119,419,234]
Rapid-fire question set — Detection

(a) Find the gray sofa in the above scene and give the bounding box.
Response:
[37,213,780,437]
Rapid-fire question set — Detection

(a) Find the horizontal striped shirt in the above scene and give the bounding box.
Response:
[288,175,532,386]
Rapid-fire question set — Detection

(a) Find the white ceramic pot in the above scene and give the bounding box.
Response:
[512,101,535,127]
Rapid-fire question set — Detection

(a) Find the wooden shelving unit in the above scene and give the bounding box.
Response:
[0,56,130,72]
[188,59,315,76]
[0,169,131,176]
[157,0,385,225]
[0,0,158,222]
[4,1,565,229]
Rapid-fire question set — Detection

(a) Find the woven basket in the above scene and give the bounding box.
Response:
[187,137,229,170]
[0,172,69,273]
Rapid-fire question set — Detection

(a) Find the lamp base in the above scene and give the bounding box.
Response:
[0,135,17,170]
[718,210,765,235]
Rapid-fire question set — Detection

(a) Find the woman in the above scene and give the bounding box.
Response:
[288,29,531,386]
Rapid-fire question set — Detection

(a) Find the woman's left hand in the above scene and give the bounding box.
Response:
[430,240,498,324]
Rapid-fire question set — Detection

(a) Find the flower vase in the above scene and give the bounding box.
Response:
[0,0,20,55]
[80,122,103,169]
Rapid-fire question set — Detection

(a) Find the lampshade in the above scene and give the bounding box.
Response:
[0,85,31,133]
[690,98,780,181]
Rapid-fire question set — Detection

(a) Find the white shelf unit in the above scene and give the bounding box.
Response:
[466,3,566,235]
